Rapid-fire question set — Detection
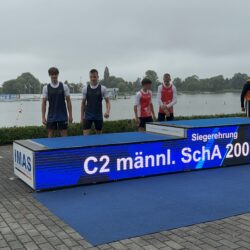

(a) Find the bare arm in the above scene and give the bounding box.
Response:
[150,103,156,120]
[134,105,139,119]
[241,83,248,109]
[66,96,73,123]
[81,98,86,122]
[104,98,111,118]
[134,92,141,124]
[42,98,47,125]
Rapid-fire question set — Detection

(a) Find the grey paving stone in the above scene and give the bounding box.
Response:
[143,245,160,250]
[54,245,71,250]
[3,233,17,242]
[199,237,221,247]
[119,239,133,245]
[0,238,8,247]
[47,236,63,246]
[126,242,143,250]
[98,243,113,249]
[164,240,183,250]
[23,241,40,250]
[39,242,55,250]
[32,235,47,244]
[131,237,149,246]
[177,241,201,250]
[109,241,128,249]
[159,247,174,250]
[219,239,240,249]
[199,244,215,250]
[236,240,250,249]
[61,238,78,247]
[7,240,24,249]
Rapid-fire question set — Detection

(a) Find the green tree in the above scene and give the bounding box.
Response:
[133,77,141,92]
[230,73,248,89]
[104,66,110,83]
[183,75,199,91]
[173,77,182,89]
[2,72,41,94]
[145,70,160,91]
[17,72,41,94]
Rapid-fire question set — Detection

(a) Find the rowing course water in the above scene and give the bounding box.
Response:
[0,92,243,127]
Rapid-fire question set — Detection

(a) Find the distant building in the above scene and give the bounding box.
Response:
[107,88,119,99]
[0,94,20,101]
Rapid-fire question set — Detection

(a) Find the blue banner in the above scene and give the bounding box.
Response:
[35,125,250,190]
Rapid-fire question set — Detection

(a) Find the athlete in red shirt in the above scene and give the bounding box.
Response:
[134,78,156,131]
[157,73,177,121]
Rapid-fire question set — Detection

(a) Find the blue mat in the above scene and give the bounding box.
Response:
[31,132,177,149]
[33,164,250,245]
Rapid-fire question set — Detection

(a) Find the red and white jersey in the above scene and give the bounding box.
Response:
[157,83,177,113]
[135,90,152,118]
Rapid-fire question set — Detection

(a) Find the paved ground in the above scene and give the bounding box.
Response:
[1,145,250,250]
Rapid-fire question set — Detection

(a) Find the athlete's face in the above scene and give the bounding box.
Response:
[163,74,171,84]
[143,83,152,91]
[89,73,99,85]
[50,73,59,84]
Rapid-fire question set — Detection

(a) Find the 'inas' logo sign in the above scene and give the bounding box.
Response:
[14,150,32,172]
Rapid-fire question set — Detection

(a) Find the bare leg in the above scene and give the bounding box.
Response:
[138,127,145,132]
[48,129,54,138]
[60,129,68,137]
[83,129,91,135]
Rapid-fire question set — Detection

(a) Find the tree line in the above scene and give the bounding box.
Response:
[0,68,248,94]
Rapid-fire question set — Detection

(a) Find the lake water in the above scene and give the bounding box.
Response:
[0,92,243,128]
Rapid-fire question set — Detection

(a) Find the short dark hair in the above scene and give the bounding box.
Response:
[89,69,98,75]
[141,78,152,85]
[164,73,171,77]
[48,67,59,75]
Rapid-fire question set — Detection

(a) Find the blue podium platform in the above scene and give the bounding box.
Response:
[31,132,178,149]
[154,117,250,128]
[14,117,250,190]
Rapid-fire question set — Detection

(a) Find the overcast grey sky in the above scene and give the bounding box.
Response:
[0,0,250,84]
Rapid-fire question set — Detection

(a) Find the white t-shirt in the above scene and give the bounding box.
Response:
[42,82,70,99]
[82,83,109,99]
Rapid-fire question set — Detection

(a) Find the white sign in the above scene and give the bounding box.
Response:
[146,123,185,137]
[13,143,34,188]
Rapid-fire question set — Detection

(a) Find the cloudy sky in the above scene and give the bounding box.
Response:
[0,0,250,84]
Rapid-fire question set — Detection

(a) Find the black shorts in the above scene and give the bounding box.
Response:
[139,116,153,129]
[83,119,103,131]
[47,121,68,130]
[158,112,174,121]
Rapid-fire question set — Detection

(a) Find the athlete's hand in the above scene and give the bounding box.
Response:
[153,115,157,121]
[80,118,85,125]
[68,115,73,124]
[80,112,85,124]
[163,107,170,116]
[242,107,246,112]
[42,117,47,126]
[135,118,140,126]
[104,112,110,119]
